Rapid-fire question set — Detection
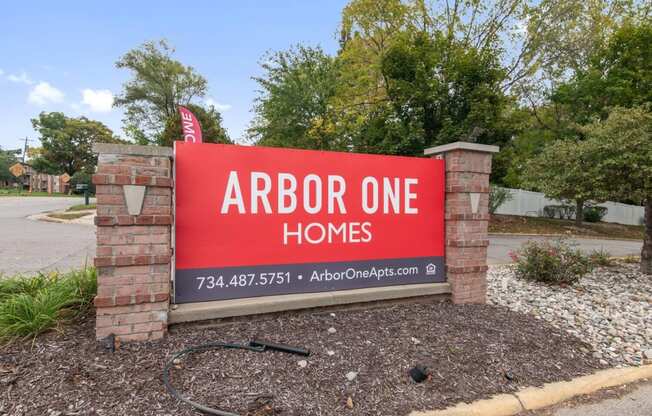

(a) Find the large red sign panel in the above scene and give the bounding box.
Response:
[174,142,445,303]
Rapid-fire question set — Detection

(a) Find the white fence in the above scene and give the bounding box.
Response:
[495,188,645,226]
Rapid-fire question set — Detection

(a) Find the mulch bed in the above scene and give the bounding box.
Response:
[0,302,603,416]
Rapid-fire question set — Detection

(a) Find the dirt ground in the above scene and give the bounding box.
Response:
[489,214,644,240]
[0,302,603,416]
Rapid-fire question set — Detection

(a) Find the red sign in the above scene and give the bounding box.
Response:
[178,106,202,143]
[174,143,445,303]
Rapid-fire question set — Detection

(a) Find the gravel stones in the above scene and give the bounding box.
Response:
[345,371,358,381]
[488,262,651,368]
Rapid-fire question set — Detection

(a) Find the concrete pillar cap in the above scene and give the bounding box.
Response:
[424,141,499,156]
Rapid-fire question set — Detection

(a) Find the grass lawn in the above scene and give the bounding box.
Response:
[67,203,96,211]
[46,212,93,220]
[0,189,82,197]
[490,214,644,240]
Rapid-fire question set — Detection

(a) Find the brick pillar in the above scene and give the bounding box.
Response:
[425,142,498,304]
[92,143,173,342]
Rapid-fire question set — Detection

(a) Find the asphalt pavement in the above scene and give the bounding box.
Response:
[0,196,95,276]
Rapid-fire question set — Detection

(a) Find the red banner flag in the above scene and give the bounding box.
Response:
[178,106,203,143]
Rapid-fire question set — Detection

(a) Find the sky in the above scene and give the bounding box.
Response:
[0,0,348,153]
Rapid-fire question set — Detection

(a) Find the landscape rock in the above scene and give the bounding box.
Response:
[488,262,652,368]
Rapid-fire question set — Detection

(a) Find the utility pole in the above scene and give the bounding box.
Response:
[22,137,33,163]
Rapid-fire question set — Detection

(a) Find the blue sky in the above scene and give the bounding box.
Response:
[0,1,348,153]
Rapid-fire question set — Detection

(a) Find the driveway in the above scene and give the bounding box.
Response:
[0,197,95,276]
[489,234,642,265]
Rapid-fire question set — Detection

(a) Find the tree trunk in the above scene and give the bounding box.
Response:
[642,198,652,275]
[575,199,584,227]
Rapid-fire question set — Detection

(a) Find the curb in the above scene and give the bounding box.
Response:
[27,211,96,226]
[409,364,652,416]
[488,232,643,242]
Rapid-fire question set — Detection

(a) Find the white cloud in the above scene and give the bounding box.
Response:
[81,88,114,112]
[0,68,4,76]
[205,97,232,112]
[8,72,33,85]
[28,82,64,105]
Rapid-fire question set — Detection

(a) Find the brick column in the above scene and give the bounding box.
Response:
[425,142,498,304]
[92,143,173,342]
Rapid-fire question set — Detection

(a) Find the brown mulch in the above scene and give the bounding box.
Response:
[0,302,603,416]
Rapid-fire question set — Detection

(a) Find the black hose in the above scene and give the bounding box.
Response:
[162,341,266,416]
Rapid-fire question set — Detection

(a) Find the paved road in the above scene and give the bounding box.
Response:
[0,197,644,275]
[0,197,95,276]
[532,382,652,416]
[489,234,642,265]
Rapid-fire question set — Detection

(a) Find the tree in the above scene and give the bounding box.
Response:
[114,40,210,145]
[379,30,508,150]
[31,112,122,175]
[523,138,605,226]
[552,21,652,123]
[517,0,647,113]
[248,46,344,150]
[0,147,20,186]
[580,106,652,274]
[160,103,231,147]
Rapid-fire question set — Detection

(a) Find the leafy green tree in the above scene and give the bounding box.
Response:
[0,147,20,186]
[335,0,514,155]
[248,46,344,150]
[523,138,605,226]
[579,106,652,274]
[552,21,652,125]
[379,30,507,150]
[114,40,210,145]
[31,112,122,175]
[160,103,231,147]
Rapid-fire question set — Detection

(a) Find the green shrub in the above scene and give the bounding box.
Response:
[69,171,95,195]
[0,268,96,340]
[542,205,576,220]
[588,248,614,266]
[489,185,512,214]
[510,239,592,285]
[583,205,608,223]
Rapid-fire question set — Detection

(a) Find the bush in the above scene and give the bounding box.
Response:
[69,171,95,195]
[510,239,592,285]
[583,205,608,223]
[542,205,576,220]
[589,248,614,266]
[0,268,96,340]
[489,185,512,214]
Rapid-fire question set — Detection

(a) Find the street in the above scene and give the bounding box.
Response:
[489,234,642,265]
[0,196,95,276]
[0,197,644,275]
